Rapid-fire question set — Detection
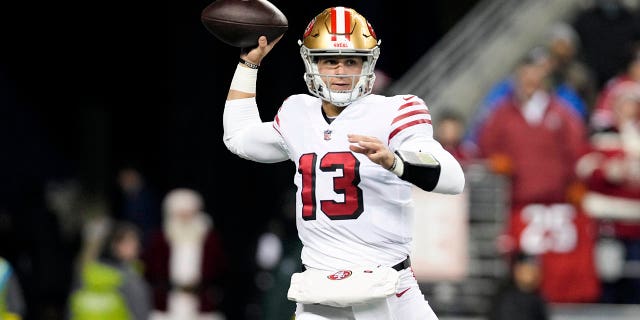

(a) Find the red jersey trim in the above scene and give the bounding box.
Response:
[388,119,431,141]
[392,109,429,125]
[398,101,423,110]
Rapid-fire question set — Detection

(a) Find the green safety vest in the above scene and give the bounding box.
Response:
[0,258,10,317]
[70,261,131,320]
[0,258,22,320]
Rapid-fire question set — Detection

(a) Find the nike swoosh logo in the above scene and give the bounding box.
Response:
[403,95,415,101]
[395,288,411,298]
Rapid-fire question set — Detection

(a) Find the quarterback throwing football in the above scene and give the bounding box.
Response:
[223,6,465,320]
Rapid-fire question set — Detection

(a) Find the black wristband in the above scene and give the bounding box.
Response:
[239,58,259,69]
[395,150,441,191]
[400,162,441,191]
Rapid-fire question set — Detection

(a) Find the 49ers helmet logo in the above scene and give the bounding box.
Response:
[303,17,316,38]
[366,21,376,39]
[327,270,352,280]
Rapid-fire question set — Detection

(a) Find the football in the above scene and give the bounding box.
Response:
[201,0,288,48]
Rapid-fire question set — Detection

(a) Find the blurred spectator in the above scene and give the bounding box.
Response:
[254,189,300,320]
[476,49,601,303]
[41,177,85,318]
[44,178,84,245]
[144,188,227,320]
[464,46,588,151]
[69,221,151,320]
[477,47,589,207]
[576,82,640,303]
[75,197,113,271]
[490,178,601,305]
[68,261,132,320]
[60,193,113,320]
[464,46,553,150]
[434,110,474,164]
[104,222,152,319]
[590,42,640,132]
[0,257,26,320]
[487,251,549,320]
[546,22,598,120]
[572,0,640,89]
[114,166,161,248]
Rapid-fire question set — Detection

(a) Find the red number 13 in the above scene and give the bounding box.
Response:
[298,152,364,220]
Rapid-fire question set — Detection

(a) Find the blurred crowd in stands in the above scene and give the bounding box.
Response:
[1,0,640,319]
[462,0,640,317]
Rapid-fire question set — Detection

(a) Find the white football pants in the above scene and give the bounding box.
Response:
[294,268,439,320]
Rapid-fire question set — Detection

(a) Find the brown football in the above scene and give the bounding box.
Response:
[201,0,288,48]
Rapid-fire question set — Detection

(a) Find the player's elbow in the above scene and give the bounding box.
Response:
[444,174,466,194]
[223,134,250,160]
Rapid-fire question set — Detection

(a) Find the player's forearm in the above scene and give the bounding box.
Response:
[392,138,465,194]
[228,89,255,100]
[429,148,465,194]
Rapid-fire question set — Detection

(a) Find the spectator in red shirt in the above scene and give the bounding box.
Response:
[590,42,640,132]
[576,82,640,303]
[477,49,600,303]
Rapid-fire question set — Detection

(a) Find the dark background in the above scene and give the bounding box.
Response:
[1,0,480,319]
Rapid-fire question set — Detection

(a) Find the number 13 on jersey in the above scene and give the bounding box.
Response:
[299,151,364,221]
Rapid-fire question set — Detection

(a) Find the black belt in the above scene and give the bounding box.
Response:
[392,256,411,271]
[301,256,411,272]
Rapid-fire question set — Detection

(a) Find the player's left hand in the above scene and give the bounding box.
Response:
[348,134,395,170]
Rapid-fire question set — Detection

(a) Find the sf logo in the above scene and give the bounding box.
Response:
[328,270,352,280]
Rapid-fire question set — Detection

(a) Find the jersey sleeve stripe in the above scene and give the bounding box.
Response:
[398,101,424,110]
[388,119,432,141]
[392,109,429,125]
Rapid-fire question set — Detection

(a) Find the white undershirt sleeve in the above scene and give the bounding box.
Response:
[223,98,289,163]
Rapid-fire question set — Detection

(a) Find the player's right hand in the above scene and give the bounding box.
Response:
[348,134,395,170]
[241,35,283,67]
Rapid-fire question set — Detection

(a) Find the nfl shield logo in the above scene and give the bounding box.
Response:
[324,129,332,140]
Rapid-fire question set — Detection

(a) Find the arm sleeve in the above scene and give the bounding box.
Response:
[398,136,465,194]
[120,270,152,320]
[223,98,289,163]
[6,273,26,317]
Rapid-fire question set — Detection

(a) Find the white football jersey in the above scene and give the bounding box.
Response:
[273,93,435,270]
